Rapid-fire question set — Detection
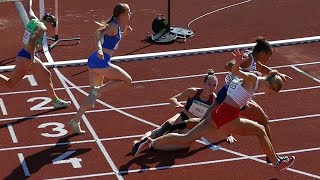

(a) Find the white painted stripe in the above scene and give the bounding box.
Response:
[58,71,320,179]
[270,113,320,123]
[1,36,320,72]
[0,84,319,123]
[52,151,75,163]
[0,98,8,115]
[7,124,18,143]
[0,109,319,152]
[1,60,320,96]
[23,75,38,87]
[18,153,30,177]
[39,0,123,175]
[203,139,320,179]
[59,73,160,128]
[0,135,143,152]
[188,0,252,29]
[291,65,320,83]
[54,69,124,180]
[0,140,92,152]
[45,146,320,180]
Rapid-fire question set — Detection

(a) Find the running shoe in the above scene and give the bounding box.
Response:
[131,137,152,157]
[274,156,295,171]
[53,99,71,109]
[69,119,86,134]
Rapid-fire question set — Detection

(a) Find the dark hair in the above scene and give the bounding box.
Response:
[253,36,272,54]
[204,69,216,83]
[96,3,129,32]
[42,13,57,28]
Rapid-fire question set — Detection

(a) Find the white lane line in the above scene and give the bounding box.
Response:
[17,153,30,177]
[58,71,320,178]
[188,0,252,29]
[54,69,124,180]
[0,85,319,123]
[59,73,160,128]
[45,146,320,180]
[291,65,320,83]
[7,124,18,143]
[203,138,320,179]
[1,60,320,96]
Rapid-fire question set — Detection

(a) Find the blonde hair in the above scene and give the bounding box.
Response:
[95,3,129,32]
[266,70,283,92]
[204,69,217,83]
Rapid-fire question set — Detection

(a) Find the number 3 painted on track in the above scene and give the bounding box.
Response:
[38,122,68,138]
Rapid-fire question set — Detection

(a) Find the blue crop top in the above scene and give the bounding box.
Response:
[101,19,121,51]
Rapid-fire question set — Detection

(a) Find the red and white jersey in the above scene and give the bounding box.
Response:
[227,76,259,108]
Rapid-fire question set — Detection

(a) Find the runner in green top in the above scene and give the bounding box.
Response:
[0,0,71,109]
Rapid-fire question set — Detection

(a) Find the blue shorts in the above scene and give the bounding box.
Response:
[17,49,32,60]
[87,51,112,69]
[215,85,228,104]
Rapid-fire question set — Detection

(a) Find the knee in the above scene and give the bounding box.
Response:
[182,133,196,144]
[125,75,132,85]
[255,124,267,137]
[260,115,269,126]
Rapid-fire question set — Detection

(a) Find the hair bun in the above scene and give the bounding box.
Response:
[256,36,266,44]
[269,70,279,76]
[207,69,215,75]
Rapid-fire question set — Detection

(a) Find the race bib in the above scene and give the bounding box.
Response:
[188,100,209,118]
[225,72,234,85]
[228,77,242,90]
[22,30,31,45]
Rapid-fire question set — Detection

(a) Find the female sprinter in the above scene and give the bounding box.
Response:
[0,0,71,108]
[217,37,292,163]
[132,49,295,171]
[133,69,217,145]
[69,3,132,134]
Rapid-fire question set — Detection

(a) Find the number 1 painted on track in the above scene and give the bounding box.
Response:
[0,98,8,115]
[23,75,38,87]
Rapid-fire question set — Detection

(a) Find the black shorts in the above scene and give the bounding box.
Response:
[179,111,190,121]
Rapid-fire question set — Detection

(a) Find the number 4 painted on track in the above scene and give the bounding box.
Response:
[52,151,82,168]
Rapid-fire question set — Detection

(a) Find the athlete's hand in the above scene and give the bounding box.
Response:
[251,71,262,76]
[232,49,249,62]
[226,135,237,144]
[97,50,104,60]
[175,103,184,108]
[123,25,132,36]
[278,73,293,81]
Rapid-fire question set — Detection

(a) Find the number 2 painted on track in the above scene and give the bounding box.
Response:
[38,122,68,138]
[28,97,53,111]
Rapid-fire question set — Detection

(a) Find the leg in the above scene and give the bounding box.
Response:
[72,70,103,123]
[185,118,201,129]
[29,57,71,108]
[221,118,278,165]
[69,70,103,134]
[88,64,132,107]
[240,100,271,141]
[95,63,132,93]
[29,57,57,99]
[151,115,216,151]
[0,57,30,89]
